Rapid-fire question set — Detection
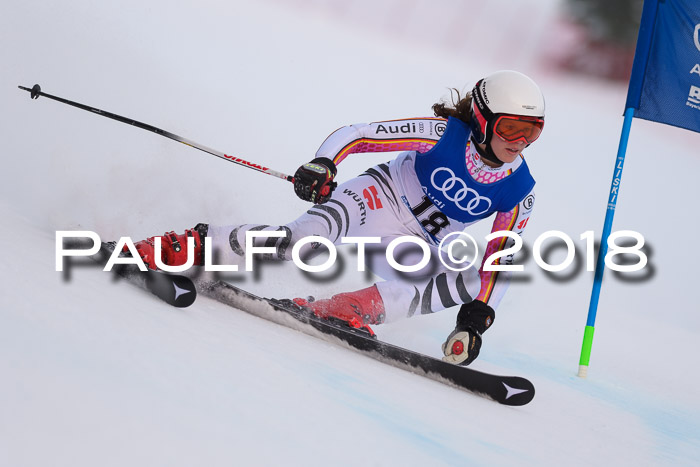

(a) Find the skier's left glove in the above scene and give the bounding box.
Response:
[442,300,495,366]
[293,157,338,204]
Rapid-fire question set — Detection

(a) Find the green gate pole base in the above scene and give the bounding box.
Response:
[578,325,595,378]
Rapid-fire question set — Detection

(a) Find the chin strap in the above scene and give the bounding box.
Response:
[471,136,503,167]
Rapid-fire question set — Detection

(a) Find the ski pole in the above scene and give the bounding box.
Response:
[18,84,294,182]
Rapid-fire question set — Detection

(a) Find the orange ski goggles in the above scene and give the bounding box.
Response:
[493,115,544,144]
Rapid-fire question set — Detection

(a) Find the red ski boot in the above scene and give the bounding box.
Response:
[291,285,386,337]
[127,223,208,270]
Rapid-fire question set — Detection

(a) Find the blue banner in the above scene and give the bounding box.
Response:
[625,0,700,133]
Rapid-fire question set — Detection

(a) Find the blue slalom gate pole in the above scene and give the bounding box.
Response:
[577,107,635,377]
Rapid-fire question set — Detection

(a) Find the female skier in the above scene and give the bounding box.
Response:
[129,70,545,366]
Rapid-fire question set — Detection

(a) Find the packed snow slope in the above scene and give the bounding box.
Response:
[2,1,699,466]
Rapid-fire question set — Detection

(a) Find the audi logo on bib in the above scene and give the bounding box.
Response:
[430,167,492,215]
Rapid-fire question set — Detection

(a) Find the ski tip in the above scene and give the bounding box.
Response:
[170,275,197,308]
[145,272,197,308]
[498,379,535,406]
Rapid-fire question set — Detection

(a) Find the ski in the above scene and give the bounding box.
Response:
[200,280,535,406]
[91,242,197,308]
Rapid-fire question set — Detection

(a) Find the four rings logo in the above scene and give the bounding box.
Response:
[695,24,700,52]
[430,167,491,215]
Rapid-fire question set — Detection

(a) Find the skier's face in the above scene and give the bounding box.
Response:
[489,133,528,164]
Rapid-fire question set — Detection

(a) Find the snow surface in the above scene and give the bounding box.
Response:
[2,1,699,465]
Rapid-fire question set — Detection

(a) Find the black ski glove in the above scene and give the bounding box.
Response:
[442,300,495,366]
[293,157,338,204]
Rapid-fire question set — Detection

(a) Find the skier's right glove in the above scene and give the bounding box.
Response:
[293,157,338,204]
[442,300,495,366]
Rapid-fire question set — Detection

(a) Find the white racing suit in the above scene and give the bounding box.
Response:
[207,117,535,322]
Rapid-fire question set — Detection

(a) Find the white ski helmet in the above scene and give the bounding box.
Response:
[470,70,545,145]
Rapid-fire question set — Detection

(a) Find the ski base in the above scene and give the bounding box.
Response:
[200,280,535,406]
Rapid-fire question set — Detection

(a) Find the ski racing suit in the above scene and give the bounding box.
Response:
[207,116,536,322]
